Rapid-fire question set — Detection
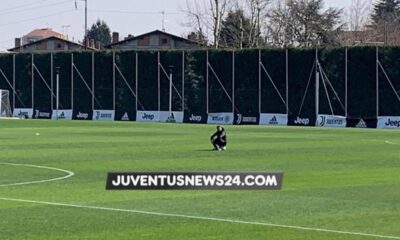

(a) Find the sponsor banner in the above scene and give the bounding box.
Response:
[92,110,115,121]
[136,111,160,122]
[316,114,347,128]
[259,113,288,126]
[159,111,184,123]
[106,172,284,190]
[73,110,93,120]
[51,110,73,120]
[184,112,207,124]
[114,111,136,121]
[33,109,52,119]
[288,115,315,126]
[234,113,259,125]
[136,111,183,123]
[346,118,377,128]
[377,116,400,129]
[207,112,234,125]
[13,108,34,119]
[354,119,367,128]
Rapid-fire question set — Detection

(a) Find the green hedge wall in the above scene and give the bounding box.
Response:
[0,54,14,108]
[137,51,158,111]
[318,47,346,116]
[260,48,287,114]
[33,53,52,111]
[94,52,113,110]
[1,47,400,117]
[14,53,32,108]
[184,50,206,114]
[115,51,137,112]
[377,47,400,116]
[73,52,93,113]
[347,47,376,118]
[160,51,183,111]
[208,50,233,113]
[53,52,72,109]
[235,49,259,114]
[288,48,316,117]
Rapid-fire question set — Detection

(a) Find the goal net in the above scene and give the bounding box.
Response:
[0,89,12,118]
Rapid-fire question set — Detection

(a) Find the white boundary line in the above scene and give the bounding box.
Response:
[385,141,399,145]
[0,163,74,187]
[0,197,399,239]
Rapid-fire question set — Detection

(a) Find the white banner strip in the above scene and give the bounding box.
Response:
[377,116,400,129]
[316,114,346,128]
[207,112,234,125]
[51,110,73,120]
[259,113,288,126]
[136,111,184,123]
[13,108,33,119]
[92,110,115,121]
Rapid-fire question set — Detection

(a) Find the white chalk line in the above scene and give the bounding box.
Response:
[0,197,398,240]
[0,163,74,187]
[385,141,399,146]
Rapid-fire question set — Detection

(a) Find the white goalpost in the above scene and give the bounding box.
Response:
[0,89,12,118]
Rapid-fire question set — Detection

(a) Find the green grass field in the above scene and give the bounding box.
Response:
[0,119,399,240]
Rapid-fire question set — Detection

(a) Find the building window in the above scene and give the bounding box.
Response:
[161,38,168,45]
[57,43,62,49]
[138,36,149,46]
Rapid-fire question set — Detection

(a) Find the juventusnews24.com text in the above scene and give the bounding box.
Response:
[106,172,283,190]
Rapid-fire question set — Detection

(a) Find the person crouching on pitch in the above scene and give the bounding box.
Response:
[210,125,227,151]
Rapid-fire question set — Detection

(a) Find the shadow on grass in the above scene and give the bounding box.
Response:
[194,149,215,152]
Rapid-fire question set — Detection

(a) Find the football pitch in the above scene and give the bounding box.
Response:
[0,120,399,240]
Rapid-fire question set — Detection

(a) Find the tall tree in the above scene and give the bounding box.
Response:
[348,0,371,31]
[370,0,400,45]
[267,0,343,47]
[210,0,229,48]
[183,0,229,48]
[245,0,271,47]
[339,0,372,46]
[183,0,207,45]
[86,19,112,47]
[231,0,271,47]
[371,0,400,24]
[187,31,208,46]
[219,10,252,48]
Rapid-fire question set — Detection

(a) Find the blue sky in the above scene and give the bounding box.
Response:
[0,0,361,51]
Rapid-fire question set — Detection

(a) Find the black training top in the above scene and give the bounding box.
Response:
[210,130,227,143]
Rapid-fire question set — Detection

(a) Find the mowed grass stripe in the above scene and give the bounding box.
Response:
[0,119,399,239]
[1,197,400,240]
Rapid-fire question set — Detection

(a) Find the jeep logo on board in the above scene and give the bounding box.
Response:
[77,112,89,119]
[142,113,155,120]
[18,111,29,118]
[294,117,310,125]
[385,118,400,128]
[189,114,202,122]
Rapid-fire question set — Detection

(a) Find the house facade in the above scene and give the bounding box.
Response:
[105,30,201,50]
[8,36,91,53]
[22,28,66,45]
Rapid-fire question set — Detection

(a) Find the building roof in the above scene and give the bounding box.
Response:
[105,29,198,48]
[24,28,65,40]
[8,36,93,52]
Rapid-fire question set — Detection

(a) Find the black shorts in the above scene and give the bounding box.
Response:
[212,138,226,147]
